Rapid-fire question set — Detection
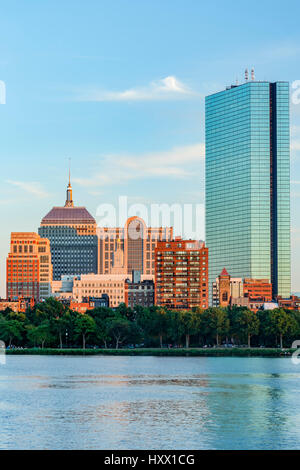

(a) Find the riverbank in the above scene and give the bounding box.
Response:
[5,347,296,357]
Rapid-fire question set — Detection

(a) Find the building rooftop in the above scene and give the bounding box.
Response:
[220,267,229,276]
[40,173,96,225]
[41,206,96,225]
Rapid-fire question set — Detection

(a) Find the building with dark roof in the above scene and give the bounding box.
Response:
[125,270,155,309]
[38,175,98,281]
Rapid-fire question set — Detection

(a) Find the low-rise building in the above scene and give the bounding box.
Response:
[70,295,109,313]
[213,268,273,311]
[72,273,153,308]
[0,297,35,313]
[125,271,155,309]
[276,295,300,311]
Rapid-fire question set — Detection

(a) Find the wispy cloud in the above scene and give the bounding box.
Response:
[74,143,205,187]
[75,76,198,102]
[6,180,49,198]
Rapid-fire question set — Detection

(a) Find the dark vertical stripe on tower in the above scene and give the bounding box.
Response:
[270,83,278,298]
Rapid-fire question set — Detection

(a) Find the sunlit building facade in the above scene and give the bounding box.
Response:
[6,232,52,301]
[155,239,209,309]
[97,216,173,276]
[39,178,98,280]
[206,80,290,300]
[212,268,272,309]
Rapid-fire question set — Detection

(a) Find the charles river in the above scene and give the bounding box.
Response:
[0,355,300,449]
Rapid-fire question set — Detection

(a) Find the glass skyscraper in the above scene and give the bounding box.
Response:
[205,80,290,300]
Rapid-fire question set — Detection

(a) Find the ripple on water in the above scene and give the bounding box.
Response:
[0,355,299,449]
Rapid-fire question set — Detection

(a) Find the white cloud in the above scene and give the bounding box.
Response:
[6,180,49,198]
[74,143,205,187]
[75,76,198,102]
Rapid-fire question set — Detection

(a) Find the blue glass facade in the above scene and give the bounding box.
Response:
[205,81,290,300]
[38,226,98,281]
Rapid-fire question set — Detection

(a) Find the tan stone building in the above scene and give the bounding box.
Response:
[71,273,153,308]
[97,216,173,276]
[72,274,126,307]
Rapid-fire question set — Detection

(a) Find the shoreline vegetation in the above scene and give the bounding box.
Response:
[5,347,296,357]
[1,298,300,352]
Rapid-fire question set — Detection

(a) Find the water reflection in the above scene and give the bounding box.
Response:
[0,356,299,449]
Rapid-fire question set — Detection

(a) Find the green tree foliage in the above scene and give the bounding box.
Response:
[230,308,260,347]
[74,315,96,349]
[269,308,298,348]
[106,314,131,349]
[0,318,24,347]
[152,308,169,348]
[4,297,300,350]
[178,310,202,348]
[51,312,70,349]
[200,308,230,346]
[89,307,113,348]
[26,321,52,348]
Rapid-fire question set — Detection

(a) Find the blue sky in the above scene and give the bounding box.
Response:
[0,0,300,296]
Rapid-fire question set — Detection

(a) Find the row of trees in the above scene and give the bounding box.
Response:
[0,298,299,349]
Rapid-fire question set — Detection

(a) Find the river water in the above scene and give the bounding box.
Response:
[0,355,299,449]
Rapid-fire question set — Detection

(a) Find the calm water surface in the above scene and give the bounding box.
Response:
[0,355,299,449]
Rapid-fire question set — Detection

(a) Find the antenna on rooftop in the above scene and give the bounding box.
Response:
[245,68,249,82]
[251,68,255,81]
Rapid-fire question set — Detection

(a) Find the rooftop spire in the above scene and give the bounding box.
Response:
[65,158,74,207]
[220,267,229,276]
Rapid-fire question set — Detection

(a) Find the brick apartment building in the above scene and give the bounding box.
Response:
[155,239,209,309]
[6,232,52,301]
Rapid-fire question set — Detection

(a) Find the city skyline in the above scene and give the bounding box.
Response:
[1,1,300,297]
